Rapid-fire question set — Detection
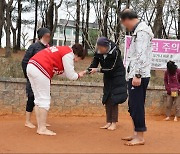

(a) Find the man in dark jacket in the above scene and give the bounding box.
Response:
[22,27,51,128]
[88,37,127,130]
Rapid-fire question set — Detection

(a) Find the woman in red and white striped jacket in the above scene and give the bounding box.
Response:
[27,44,86,136]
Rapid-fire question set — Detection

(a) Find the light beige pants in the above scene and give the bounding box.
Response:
[166,95,180,117]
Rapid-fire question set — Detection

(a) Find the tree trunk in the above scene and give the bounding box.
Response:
[0,0,5,48]
[64,20,69,45]
[10,5,17,52]
[50,0,63,44]
[81,2,85,47]
[126,0,130,8]
[103,0,109,37]
[11,27,17,51]
[115,0,122,45]
[126,0,131,35]
[85,0,90,51]
[178,0,180,39]
[33,0,38,43]
[153,0,166,38]
[75,0,80,43]
[5,0,13,57]
[47,0,54,45]
[16,0,22,50]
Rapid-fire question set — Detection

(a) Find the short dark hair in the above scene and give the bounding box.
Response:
[120,9,138,20]
[72,43,86,60]
[167,61,177,75]
[37,27,51,39]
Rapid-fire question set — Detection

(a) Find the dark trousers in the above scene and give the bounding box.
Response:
[105,98,118,123]
[26,79,35,112]
[128,78,150,132]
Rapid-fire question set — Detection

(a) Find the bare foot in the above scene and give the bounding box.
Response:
[37,129,56,136]
[163,117,170,121]
[124,138,145,146]
[107,123,116,131]
[46,123,51,127]
[100,123,111,129]
[25,122,36,129]
[122,136,134,141]
[174,117,178,122]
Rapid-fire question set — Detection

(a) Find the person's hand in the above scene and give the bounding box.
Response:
[89,68,98,74]
[78,71,87,78]
[132,77,141,86]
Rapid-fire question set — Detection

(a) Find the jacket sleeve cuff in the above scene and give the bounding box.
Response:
[97,68,101,73]
[78,73,80,79]
[135,69,141,75]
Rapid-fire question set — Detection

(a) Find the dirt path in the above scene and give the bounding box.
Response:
[0,115,179,153]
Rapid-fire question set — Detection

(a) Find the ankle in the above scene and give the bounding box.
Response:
[174,116,178,121]
[39,126,47,132]
[25,121,31,124]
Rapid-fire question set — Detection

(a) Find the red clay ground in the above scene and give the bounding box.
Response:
[0,115,180,153]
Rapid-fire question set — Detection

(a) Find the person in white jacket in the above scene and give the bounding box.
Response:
[120,9,154,146]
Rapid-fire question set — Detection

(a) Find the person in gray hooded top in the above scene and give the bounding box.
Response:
[120,9,154,146]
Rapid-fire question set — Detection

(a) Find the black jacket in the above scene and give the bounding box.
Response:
[89,41,128,105]
[22,41,47,78]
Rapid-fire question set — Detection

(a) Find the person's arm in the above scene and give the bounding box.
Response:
[87,53,100,74]
[164,71,170,93]
[89,53,100,68]
[62,52,79,80]
[178,69,180,83]
[177,70,180,91]
[134,31,151,75]
[22,44,35,77]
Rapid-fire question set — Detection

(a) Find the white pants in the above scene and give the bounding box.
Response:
[27,64,51,110]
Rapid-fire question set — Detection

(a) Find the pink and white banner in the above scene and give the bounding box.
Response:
[124,35,180,70]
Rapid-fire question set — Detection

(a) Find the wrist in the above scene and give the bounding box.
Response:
[97,68,101,72]
[135,74,142,78]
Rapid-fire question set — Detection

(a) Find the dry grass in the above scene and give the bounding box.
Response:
[0,48,103,82]
[0,48,164,85]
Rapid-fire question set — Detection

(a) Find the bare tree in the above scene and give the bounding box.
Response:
[4,0,14,57]
[85,0,90,51]
[33,0,38,43]
[178,0,180,39]
[21,31,29,49]
[0,0,5,48]
[47,0,54,45]
[103,0,109,37]
[16,0,22,50]
[50,0,63,44]
[10,0,22,52]
[115,0,122,45]
[75,0,80,43]
[153,0,166,38]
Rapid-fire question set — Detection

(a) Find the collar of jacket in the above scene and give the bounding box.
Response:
[131,21,141,33]
[132,21,154,38]
[38,40,49,48]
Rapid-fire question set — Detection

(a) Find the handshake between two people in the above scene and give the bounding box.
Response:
[78,68,100,78]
